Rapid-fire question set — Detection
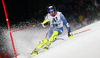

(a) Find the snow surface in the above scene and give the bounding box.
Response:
[11,21,100,58]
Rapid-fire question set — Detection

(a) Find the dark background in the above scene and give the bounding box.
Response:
[0,0,61,27]
[0,0,100,27]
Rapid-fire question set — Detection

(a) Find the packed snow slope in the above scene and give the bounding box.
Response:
[12,21,100,58]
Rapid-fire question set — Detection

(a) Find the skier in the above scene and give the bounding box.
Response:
[31,4,74,56]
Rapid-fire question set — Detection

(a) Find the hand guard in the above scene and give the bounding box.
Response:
[68,32,74,39]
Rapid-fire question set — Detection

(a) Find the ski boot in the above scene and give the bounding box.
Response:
[31,48,39,56]
[44,41,51,51]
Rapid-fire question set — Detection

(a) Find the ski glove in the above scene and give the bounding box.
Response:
[42,22,48,28]
[44,22,48,26]
[68,32,74,39]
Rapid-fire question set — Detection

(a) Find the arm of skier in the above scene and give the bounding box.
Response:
[41,19,49,28]
[60,13,74,38]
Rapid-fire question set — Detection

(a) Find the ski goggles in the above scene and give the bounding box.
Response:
[49,9,54,12]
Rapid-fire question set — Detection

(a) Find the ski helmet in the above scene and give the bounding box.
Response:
[47,4,56,13]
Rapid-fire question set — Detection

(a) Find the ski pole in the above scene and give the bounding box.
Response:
[74,29,91,35]
[12,23,41,33]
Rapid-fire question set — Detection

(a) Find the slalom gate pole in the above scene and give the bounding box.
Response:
[2,0,17,58]
[12,23,40,33]
[74,29,91,35]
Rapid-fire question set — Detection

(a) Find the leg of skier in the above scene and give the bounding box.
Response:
[44,27,63,50]
[31,38,48,55]
[31,28,53,55]
[44,31,58,50]
[31,27,63,55]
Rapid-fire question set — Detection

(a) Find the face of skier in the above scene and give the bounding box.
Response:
[49,9,56,16]
[50,11,55,16]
